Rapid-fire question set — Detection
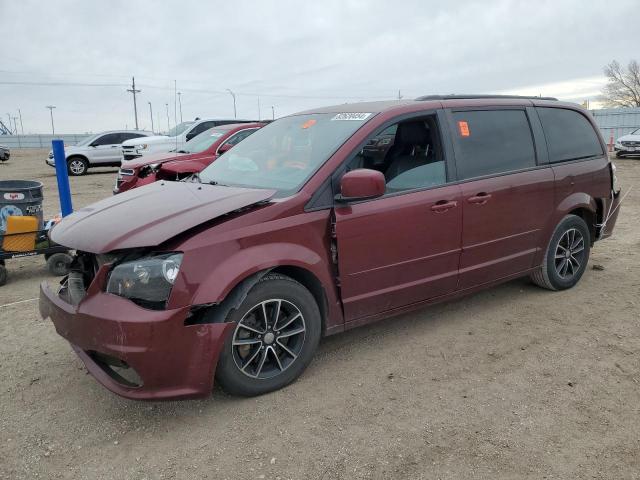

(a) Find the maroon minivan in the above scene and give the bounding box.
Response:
[40,95,622,399]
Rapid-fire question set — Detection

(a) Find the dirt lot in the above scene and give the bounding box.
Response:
[1,148,639,479]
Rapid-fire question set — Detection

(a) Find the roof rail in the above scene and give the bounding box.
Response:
[415,94,558,101]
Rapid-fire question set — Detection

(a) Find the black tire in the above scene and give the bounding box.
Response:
[67,157,88,176]
[214,273,322,396]
[615,151,624,158]
[0,265,7,286]
[530,214,591,291]
[47,253,72,276]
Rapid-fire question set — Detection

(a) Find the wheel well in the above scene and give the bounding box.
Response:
[568,207,595,243]
[270,266,328,335]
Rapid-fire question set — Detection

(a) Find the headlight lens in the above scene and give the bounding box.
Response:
[106,253,183,309]
[137,144,148,150]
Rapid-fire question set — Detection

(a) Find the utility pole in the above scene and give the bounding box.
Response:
[177,92,183,123]
[271,106,275,120]
[18,108,24,135]
[148,102,154,133]
[46,105,56,135]
[226,89,237,118]
[126,76,141,130]
[165,103,170,132]
[397,90,403,100]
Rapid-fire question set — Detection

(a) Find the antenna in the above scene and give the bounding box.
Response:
[45,105,56,135]
[126,76,141,130]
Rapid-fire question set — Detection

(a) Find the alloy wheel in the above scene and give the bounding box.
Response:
[231,299,306,379]
[554,228,585,279]
[69,159,86,175]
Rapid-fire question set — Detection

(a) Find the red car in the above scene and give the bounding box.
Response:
[113,123,265,194]
[40,95,622,400]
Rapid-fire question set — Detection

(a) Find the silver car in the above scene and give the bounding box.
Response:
[0,144,9,162]
[46,130,153,176]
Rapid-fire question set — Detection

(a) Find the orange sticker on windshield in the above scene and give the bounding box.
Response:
[458,121,470,137]
[302,119,317,129]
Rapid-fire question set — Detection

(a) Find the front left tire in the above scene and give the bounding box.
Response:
[67,157,88,176]
[214,273,322,396]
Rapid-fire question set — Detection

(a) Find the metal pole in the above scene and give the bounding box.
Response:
[18,108,24,135]
[226,89,237,118]
[46,105,56,135]
[52,139,73,217]
[271,106,275,120]
[148,102,154,133]
[126,76,141,130]
[165,103,170,131]
[257,95,261,120]
[177,92,183,123]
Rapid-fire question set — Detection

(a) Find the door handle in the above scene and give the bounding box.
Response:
[430,200,458,213]
[467,192,492,204]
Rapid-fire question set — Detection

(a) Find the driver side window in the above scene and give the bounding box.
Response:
[346,115,446,194]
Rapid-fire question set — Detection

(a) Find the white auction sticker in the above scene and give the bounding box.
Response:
[4,192,25,200]
[331,112,372,121]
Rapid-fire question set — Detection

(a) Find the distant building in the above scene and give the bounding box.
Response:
[590,107,640,142]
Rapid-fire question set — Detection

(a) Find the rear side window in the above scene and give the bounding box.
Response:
[452,110,536,180]
[537,107,603,162]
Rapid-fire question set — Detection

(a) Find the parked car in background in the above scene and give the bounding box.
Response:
[46,130,154,176]
[0,144,9,161]
[40,95,621,400]
[614,128,640,157]
[114,123,264,194]
[121,118,257,161]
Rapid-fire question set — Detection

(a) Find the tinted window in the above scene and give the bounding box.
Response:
[121,132,145,141]
[537,107,603,162]
[452,110,536,180]
[93,133,122,146]
[222,128,257,148]
[188,122,216,139]
[346,116,446,193]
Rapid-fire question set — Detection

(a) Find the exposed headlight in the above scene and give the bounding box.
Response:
[137,144,149,150]
[139,163,160,178]
[106,253,183,309]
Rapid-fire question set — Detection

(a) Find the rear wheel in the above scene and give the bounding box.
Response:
[67,157,88,176]
[214,273,322,396]
[531,214,591,291]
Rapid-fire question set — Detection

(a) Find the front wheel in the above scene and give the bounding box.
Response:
[214,274,322,396]
[531,214,591,291]
[67,157,88,176]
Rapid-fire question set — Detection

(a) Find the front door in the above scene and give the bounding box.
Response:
[334,114,462,321]
[90,133,124,164]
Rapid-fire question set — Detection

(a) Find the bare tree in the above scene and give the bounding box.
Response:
[601,60,640,108]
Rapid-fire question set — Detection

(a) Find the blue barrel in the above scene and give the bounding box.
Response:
[0,180,44,235]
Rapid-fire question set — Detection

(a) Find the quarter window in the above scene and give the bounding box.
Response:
[537,107,603,162]
[452,110,536,180]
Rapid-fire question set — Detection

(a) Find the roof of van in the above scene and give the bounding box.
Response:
[298,95,581,116]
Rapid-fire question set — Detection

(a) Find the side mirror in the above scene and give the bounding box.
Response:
[217,143,234,154]
[337,169,385,202]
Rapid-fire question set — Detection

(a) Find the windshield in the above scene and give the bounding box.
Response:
[199,113,372,196]
[167,121,194,137]
[181,127,226,153]
[75,133,101,146]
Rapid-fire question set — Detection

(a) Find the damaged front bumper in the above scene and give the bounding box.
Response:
[39,281,233,400]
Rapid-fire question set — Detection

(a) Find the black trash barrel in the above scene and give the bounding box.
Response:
[0,180,44,235]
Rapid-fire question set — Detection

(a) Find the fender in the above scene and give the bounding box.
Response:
[533,192,597,266]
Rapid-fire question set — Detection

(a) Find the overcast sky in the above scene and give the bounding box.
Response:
[0,0,637,134]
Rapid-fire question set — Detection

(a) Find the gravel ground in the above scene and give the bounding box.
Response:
[1,149,639,479]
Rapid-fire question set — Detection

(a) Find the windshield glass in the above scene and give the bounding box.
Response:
[181,127,226,153]
[75,133,101,146]
[199,113,372,196]
[167,121,194,137]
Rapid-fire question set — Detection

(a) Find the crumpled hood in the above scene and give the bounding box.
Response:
[50,181,275,253]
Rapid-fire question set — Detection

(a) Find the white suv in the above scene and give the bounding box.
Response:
[615,128,640,158]
[121,118,254,161]
[47,130,153,175]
